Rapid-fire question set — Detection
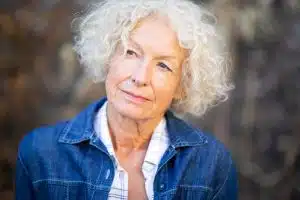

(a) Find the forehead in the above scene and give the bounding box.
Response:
[129,15,186,59]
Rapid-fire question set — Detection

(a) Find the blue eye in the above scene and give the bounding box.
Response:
[158,62,172,71]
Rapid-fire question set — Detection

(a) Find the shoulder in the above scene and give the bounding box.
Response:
[167,111,233,163]
[168,113,236,184]
[17,121,69,164]
[202,131,233,164]
[17,98,106,167]
[190,123,235,175]
[185,125,238,198]
[192,129,237,199]
[202,133,238,199]
[192,129,235,178]
[167,113,238,197]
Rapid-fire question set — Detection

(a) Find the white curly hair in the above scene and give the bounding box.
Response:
[73,0,234,116]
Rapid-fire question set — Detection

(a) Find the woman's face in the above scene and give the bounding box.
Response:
[105,15,186,120]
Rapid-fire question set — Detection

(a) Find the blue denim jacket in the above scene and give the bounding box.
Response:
[15,97,238,200]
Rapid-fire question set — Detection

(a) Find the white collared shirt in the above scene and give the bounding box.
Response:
[94,101,169,200]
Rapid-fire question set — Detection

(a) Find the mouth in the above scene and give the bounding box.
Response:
[121,90,150,103]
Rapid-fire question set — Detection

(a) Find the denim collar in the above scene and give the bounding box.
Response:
[58,97,208,148]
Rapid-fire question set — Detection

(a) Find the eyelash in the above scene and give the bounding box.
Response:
[126,49,137,57]
[157,62,172,72]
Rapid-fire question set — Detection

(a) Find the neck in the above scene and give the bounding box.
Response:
[106,101,163,151]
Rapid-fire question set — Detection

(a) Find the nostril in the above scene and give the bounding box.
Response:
[131,77,147,87]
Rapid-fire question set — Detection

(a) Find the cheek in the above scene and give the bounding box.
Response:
[153,75,179,101]
[106,60,140,99]
[108,59,137,81]
[105,73,114,98]
[105,66,121,97]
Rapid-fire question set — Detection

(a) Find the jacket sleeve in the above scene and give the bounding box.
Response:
[211,156,238,200]
[15,152,35,200]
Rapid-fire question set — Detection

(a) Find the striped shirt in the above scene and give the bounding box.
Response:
[94,102,169,200]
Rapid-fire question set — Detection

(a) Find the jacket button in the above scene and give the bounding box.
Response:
[159,184,165,191]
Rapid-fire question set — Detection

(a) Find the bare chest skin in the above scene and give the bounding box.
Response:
[115,146,148,200]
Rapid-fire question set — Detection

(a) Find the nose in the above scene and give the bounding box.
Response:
[131,60,152,87]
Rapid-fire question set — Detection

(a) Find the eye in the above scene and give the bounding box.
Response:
[157,62,172,72]
[126,49,137,57]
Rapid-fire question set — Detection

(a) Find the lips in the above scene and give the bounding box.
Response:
[121,90,150,101]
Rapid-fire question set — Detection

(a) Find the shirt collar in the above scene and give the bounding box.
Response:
[94,101,169,170]
[143,117,169,166]
[94,101,115,156]
[58,97,208,147]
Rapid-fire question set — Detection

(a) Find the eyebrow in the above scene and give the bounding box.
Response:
[156,55,178,60]
[127,38,144,54]
[128,38,178,61]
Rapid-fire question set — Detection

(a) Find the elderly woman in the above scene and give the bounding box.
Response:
[15,0,237,199]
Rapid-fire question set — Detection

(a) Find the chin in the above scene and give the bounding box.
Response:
[113,101,152,120]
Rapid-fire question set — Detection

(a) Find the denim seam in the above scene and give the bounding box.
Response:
[211,157,232,200]
[177,185,213,191]
[66,184,69,200]
[159,185,212,196]
[17,153,30,177]
[159,188,177,196]
[90,152,105,199]
[59,121,71,140]
[172,130,208,148]
[32,179,111,190]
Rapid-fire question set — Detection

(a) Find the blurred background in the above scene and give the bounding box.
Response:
[1,0,300,199]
